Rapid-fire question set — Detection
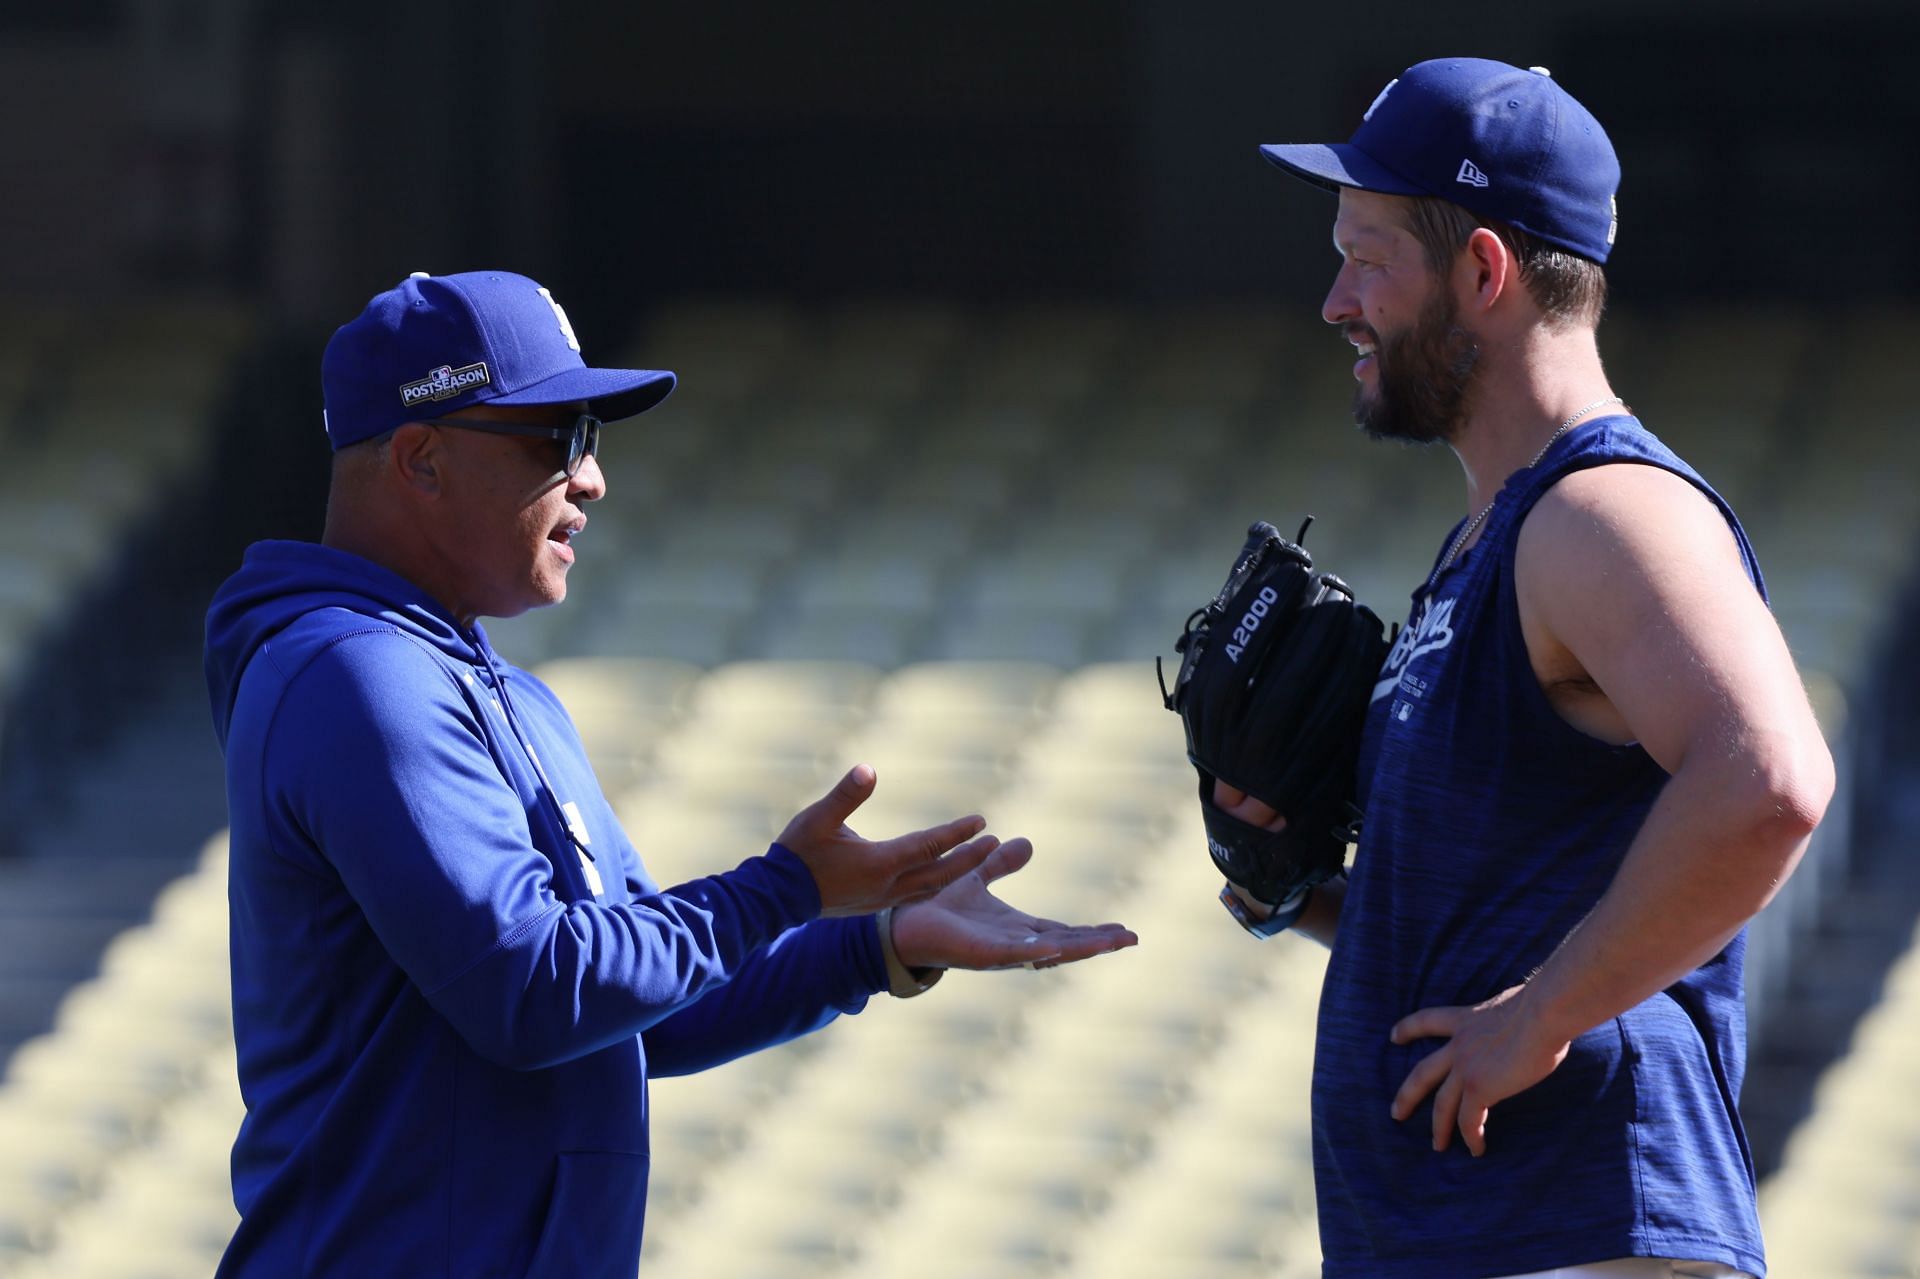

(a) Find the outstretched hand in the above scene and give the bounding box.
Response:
[778,765,999,918]
[889,838,1138,971]
[1388,984,1572,1157]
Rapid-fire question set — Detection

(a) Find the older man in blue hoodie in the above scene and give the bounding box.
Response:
[204,271,1136,1278]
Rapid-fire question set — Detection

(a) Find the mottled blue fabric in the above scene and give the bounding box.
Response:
[1315,418,1768,1279]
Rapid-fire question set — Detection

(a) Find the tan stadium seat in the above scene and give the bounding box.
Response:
[840,1188,1078,1279]
[955,554,1142,621]
[754,608,923,668]
[994,755,1188,821]
[786,554,947,616]
[625,759,825,828]
[0,1159,91,1261]
[929,609,1092,667]
[52,956,228,1060]
[1051,660,1177,723]
[1015,747,1191,814]
[1065,1202,1325,1279]
[528,656,700,786]
[873,660,1060,719]
[654,704,861,765]
[21,1099,240,1278]
[841,706,1027,768]
[696,1128,915,1221]
[566,605,746,666]
[615,796,787,887]
[822,780,1009,847]
[689,659,884,721]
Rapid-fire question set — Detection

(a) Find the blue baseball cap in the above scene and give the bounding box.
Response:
[1261,58,1620,263]
[321,270,677,450]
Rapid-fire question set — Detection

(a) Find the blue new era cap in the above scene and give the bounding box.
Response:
[321,270,676,450]
[1261,58,1621,263]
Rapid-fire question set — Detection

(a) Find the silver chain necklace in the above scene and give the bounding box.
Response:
[1426,394,1624,591]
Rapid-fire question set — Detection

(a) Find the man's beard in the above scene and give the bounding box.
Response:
[1353,289,1481,444]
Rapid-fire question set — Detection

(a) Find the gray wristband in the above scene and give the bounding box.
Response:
[876,906,944,997]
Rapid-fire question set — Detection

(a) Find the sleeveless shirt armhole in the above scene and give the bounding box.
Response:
[1495,451,1755,764]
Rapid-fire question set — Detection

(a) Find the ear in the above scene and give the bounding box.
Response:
[1457,226,1517,316]
[387,423,443,498]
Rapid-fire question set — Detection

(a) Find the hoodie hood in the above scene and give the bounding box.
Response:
[206,540,489,746]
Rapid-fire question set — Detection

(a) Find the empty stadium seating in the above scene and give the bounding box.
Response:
[1760,915,1920,1277]
[0,300,248,711]
[0,298,1911,1278]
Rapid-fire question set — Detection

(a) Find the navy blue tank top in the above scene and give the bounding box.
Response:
[1314,417,1768,1278]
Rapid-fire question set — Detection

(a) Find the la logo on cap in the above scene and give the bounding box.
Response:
[1364,77,1399,122]
[537,287,582,353]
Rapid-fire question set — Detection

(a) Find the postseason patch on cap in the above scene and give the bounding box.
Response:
[400,361,491,409]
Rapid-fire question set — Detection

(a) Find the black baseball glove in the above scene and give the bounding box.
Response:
[1160,518,1389,907]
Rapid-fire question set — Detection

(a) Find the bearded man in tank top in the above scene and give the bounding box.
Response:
[1212,58,1834,1279]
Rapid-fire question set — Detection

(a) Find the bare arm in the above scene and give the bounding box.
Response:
[1390,463,1834,1155]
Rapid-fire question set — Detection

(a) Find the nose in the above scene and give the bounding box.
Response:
[1322,261,1360,328]
[569,450,607,503]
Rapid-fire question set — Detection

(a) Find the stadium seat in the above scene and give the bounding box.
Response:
[528,656,700,787]
[16,296,1916,1279]
[753,608,923,667]
[690,659,884,721]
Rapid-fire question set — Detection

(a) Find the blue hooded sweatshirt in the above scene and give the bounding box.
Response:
[204,540,888,1278]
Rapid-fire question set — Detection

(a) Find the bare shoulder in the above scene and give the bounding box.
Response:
[1513,462,1770,748]
[1524,462,1732,548]
[1517,461,1748,593]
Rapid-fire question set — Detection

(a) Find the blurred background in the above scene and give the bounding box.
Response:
[1,1,1918,1276]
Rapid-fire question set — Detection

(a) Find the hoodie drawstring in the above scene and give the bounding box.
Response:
[469,627,596,866]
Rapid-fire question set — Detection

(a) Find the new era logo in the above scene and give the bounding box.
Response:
[1456,159,1490,188]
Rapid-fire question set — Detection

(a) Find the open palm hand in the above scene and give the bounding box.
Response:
[889,839,1137,971]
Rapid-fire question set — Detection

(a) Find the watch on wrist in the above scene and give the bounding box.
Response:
[1218,881,1310,938]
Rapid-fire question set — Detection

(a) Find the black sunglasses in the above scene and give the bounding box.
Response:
[417,413,602,478]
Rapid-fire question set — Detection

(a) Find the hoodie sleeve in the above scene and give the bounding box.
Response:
[269,630,822,1070]
[641,916,887,1077]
